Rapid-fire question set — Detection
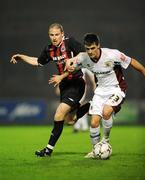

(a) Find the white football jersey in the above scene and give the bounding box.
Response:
[76,48,131,88]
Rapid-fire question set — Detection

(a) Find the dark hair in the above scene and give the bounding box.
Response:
[48,23,64,32]
[84,33,100,46]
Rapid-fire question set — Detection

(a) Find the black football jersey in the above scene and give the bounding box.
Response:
[37,36,85,79]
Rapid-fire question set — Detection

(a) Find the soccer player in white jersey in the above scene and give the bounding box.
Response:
[65,33,145,158]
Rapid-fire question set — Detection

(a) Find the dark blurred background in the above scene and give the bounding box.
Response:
[0,0,145,124]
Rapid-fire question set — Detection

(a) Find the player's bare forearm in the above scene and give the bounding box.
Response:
[130,58,145,76]
[60,71,69,79]
[10,54,38,66]
[49,72,69,87]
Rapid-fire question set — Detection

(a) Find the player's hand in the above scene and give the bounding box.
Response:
[65,59,76,72]
[10,54,21,64]
[49,75,62,87]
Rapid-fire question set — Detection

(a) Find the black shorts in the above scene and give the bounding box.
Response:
[59,77,85,108]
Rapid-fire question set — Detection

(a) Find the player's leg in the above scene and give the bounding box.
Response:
[65,102,90,127]
[65,113,76,125]
[75,102,90,120]
[101,93,124,143]
[101,105,114,143]
[85,114,101,158]
[88,94,105,146]
[35,78,85,157]
[73,113,89,132]
[85,93,106,158]
[80,113,89,131]
[35,103,71,157]
[63,78,87,125]
[90,115,102,145]
[73,118,81,132]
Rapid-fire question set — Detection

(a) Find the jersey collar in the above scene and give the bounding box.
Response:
[91,48,102,63]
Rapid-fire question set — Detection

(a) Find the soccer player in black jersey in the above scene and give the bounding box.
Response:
[10,23,87,157]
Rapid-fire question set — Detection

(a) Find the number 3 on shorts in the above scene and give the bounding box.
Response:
[110,94,119,102]
[107,94,123,106]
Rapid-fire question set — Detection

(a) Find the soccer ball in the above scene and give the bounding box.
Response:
[94,142,112,160]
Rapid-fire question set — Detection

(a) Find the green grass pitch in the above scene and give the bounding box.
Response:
[0,125,145,180]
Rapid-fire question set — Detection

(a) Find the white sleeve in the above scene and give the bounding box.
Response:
[82,68,94,77]
[74,53,86,68]
[113,49,132,69]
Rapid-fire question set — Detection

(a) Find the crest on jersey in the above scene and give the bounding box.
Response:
[61,45,66,52]
[105,60,113,67]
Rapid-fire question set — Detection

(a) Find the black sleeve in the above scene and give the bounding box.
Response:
[68,37,85,56]
[37,45,52,66]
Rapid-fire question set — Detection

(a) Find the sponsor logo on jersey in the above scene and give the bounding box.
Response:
[52,54,66,61]
[105,60,113,67]
[61,45,66,52]
[95,70,111,75]
[68,97,74,102]
[120,54,126,61]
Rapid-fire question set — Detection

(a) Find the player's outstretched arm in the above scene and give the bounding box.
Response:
[10,54,38,66]
[130,58,145,76]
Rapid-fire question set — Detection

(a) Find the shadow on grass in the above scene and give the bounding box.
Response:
[53,151,86,156]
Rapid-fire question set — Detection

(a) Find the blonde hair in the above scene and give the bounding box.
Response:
[48,23,64,32]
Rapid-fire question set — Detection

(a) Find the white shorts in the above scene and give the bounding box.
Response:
[89,86,125,117]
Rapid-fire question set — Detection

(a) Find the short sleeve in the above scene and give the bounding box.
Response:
[74,53,88,68]
[113,49,131,69]
[37,46,52,66]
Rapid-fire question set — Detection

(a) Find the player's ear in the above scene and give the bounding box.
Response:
[62,31,64,38]
[97,43,100,49]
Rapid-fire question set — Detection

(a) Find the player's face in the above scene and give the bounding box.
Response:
[48,27,64,46]
[85,43,100,60]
